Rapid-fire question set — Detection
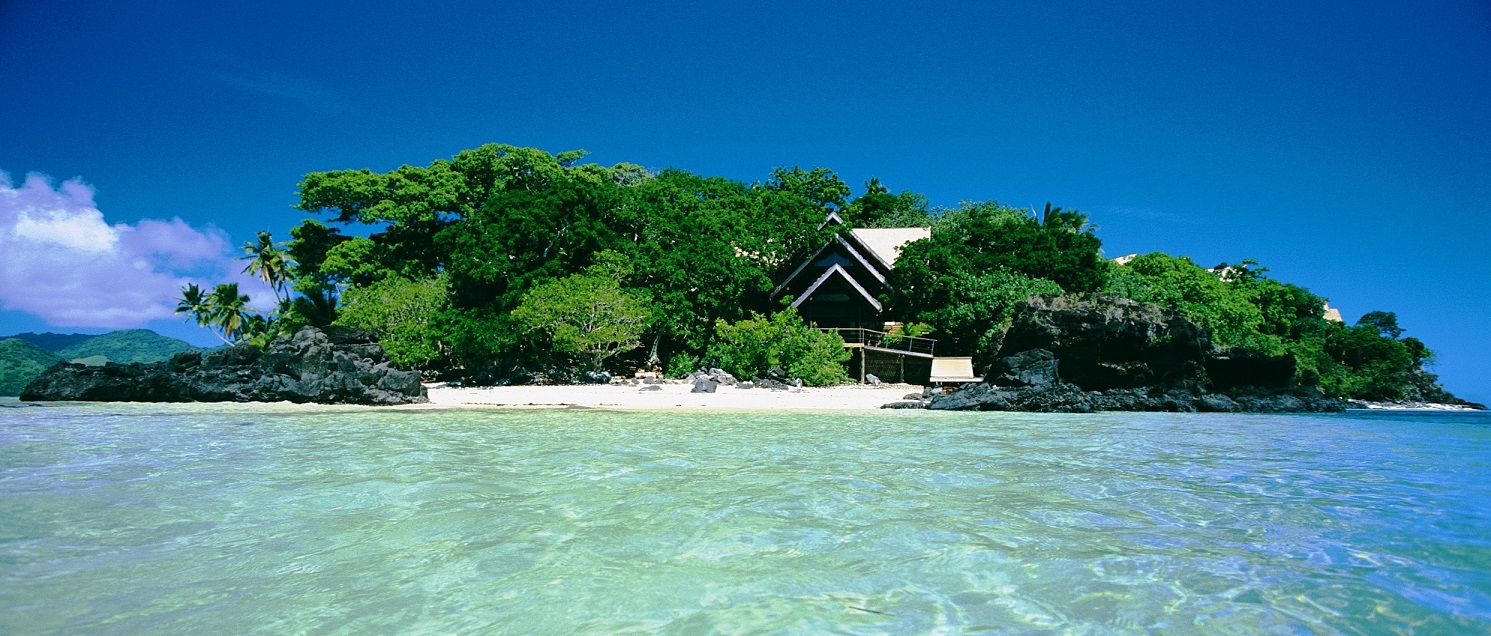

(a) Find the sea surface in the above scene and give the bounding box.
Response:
[2,400,1489,634]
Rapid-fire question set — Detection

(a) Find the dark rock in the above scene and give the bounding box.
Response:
[993,349,1060,387]
[1205,351,1295,389]
[903,392,922,400]
[580,370,612,384]
[766,365,787,381]
[927,384,991,411]
[905,294,1350,413]
[1224,386,1345,413]
[737,381,754,389]
[881,400,928,409]
[1196,393,1241,412]
[21,327,426,405]
[997,294,1209,391]
[928,382,1093,413]
[753,378,789,391]
[640,385,663,392]
[691,377,719,393]
[708,368,738,385]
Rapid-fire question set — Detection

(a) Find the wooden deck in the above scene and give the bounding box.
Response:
[821,328,935,357]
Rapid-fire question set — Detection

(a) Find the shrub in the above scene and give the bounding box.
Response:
[707,308,850,386]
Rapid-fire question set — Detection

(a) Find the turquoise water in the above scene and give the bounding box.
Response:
[2,401,1489,634]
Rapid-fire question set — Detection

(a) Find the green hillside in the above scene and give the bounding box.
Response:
[54,329,196,364]
[0,338,63,396]
[8,332,95,351]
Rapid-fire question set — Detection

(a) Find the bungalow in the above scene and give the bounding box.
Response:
[770,212,973,385]
[770,211,929,329]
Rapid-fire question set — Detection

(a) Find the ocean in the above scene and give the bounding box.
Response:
[2,400,1488,633]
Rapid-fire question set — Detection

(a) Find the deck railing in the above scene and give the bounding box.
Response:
[821,327,936,357]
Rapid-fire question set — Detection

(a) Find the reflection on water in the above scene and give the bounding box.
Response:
[2,402,1489,633]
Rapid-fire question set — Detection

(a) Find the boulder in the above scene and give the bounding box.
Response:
[707,368,738,385]
[927,382,1093,413]
[21,327,426,405]
[992,349,1060,387]
[911,294,1350,413]
[996,294,1209,391]
[753,378,789,391]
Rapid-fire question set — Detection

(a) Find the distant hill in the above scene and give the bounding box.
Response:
[0,338,63,396]
[7,332,96,352]
[53,329,197,364]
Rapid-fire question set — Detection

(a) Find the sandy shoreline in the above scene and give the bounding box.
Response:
[422,381,925,411]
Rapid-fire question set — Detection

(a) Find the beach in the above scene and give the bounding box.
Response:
[423,381,923,410]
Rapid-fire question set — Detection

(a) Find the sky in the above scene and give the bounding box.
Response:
[1,0,1487,403]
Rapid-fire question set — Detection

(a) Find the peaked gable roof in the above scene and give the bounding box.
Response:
[772,233,887,298]
[788,263,883,312]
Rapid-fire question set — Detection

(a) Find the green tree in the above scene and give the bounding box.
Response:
[707,308,850,386]
[175,283,229,344]
[845,177,933,228]
[888,201,1101,357]
[1356,310,1405,339]
[917,269,1064,364]
[206,283,253,343]
[766,166,851,211]
[892,201,1105,303]
[612,169,775,353]
[510,262,652,369]
[241,231,291,304]
[336,275,450,369]
[1103,252,1276,352]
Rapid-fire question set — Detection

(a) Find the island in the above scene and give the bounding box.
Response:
[13,144,1479,411]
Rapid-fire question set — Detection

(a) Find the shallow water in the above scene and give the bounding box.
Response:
[2,401,1489,634]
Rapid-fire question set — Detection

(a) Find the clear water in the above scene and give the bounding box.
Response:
[2,401,1489,634]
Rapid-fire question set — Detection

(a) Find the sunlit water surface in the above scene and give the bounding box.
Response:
[2,400,1489,634]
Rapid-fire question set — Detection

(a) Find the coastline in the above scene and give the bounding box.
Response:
[1347,400,1485,412]
[421,381,923,411]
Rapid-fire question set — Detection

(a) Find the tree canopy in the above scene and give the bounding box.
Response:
[166,142,1463,402]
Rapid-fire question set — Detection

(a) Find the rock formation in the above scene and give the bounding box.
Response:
[20,326,426,405]
[889,295,1346,413]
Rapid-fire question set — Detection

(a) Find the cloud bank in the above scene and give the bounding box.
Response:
[0,172,239,328]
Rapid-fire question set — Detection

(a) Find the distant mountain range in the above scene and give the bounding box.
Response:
[0,329,202,396]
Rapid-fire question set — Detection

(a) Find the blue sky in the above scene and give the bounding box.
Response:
[2,0,1488,402]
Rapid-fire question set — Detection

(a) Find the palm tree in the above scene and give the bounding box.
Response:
[1038,202,1095,234]
[176,283,231,344]
[207,283,252,342]
[241,231,291,304]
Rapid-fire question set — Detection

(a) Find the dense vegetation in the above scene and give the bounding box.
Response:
[53,329,196,364]
[175,143,1463,400]
[0,339,61,395]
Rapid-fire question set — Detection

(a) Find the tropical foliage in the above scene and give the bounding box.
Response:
[166,142,1462,401]
[706,308,850,387]
[0,338,62,396]
[888,201,1099,363]
[336,275,450,369]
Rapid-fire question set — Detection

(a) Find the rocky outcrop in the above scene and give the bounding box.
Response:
[993,294,1211,390]
[894,295,1348,413]
[20,326,426,405]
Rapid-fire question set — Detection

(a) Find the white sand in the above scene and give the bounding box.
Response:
[423,381,925,411]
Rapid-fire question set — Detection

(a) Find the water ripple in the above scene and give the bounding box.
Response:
[1,403,1489,633]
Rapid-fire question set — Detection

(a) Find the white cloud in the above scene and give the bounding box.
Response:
[0,172,249,328]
